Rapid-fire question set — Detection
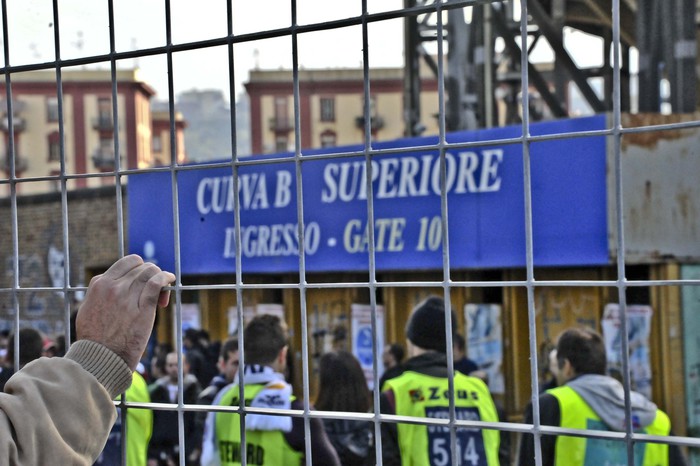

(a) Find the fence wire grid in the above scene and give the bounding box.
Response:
[1,0,700,465]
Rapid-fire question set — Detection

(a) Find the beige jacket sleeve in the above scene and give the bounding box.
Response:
[0,340,133,465]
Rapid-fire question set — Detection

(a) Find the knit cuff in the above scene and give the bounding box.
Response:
[65,340,133,398]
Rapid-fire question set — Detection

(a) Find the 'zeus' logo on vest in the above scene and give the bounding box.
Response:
[408,387,480,403]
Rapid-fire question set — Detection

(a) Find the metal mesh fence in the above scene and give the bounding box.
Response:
[1,1,700,465]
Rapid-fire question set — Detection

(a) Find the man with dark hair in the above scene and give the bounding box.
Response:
[148,351,201,465]
[0,327,46,391]
[206,337,240,402]
[184,328,218,388]
[205,314,339,465]
[379,342,406,389]
[380,296,502,465]
[555,327,607,375]
[196,337,239,463]
[518,327,686,466]
[385,343,405,368]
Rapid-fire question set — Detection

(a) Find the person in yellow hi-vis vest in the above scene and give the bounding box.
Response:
[518,327,687,466]
[95,370,152,466]
[380,296,502,466]
[207,314,340,466]
[125,370,152,466]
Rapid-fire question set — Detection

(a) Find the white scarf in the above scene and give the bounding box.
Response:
[234,364,293,432]
[200,365,294,466]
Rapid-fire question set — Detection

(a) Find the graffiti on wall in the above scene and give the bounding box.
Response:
[47,245,66,296]
[3,253,48,318]
[535,287,598,343]
[1,240,82,337]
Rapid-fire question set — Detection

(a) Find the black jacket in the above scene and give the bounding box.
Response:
[192,374,229,457]
[148,374,201,463]
[322,417,375,466]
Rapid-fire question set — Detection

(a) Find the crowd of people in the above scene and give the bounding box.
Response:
[0,256,687,465]
[102,297,688,465]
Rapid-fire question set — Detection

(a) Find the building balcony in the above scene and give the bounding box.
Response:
[0,154,29,172]
[91,149,122,170]
[0,99,26,114]
[0,116,26,133]
[92,116,114,131]
[268,117,295,132]
[355,115,385,131]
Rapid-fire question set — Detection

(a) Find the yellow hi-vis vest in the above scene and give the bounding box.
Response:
[548,385,670,466]
[125,372,152,466]
[215,383,303,466]
[384,370,500,466]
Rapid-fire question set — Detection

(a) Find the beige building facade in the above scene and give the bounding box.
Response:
[0,69,186,197]
[245,67,440,155]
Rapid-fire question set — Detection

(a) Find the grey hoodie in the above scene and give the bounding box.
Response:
[567,374,658,431]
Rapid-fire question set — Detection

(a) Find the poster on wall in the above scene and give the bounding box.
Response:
[601,304,653,399]
[351,303,385,390]
[227,304,284,335]
[181,303,201,331]
[256,303,285,321]
[465,304,505,394]
[682,265,700,466]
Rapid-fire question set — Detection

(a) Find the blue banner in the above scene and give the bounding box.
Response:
[128,115,608,274]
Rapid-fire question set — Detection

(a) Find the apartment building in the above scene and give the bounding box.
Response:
[0,68,186,196]
[245,66,440,155]
[151,108,188,168]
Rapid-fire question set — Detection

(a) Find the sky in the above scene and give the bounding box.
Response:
[2,0,408,102]
[2,0,605,104]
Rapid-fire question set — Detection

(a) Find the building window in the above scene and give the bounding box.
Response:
[275,135,288,152]
[320,130,336,148]
[48,131,61,162]
[273,96,288,129]
[93,137,115,170]
[47,97,59,122]
[320,97,335,122]
[97,97,112,127]
[153,135,162,153]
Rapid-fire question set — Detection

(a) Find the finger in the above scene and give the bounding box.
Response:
[139,271,176,311]
[102,254,145,280]
[158,289,171,308]
[127,263,163,303]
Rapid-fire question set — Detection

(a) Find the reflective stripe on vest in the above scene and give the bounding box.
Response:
[548,385,670,466]
[215,384,303,466]
[384,370,500,466]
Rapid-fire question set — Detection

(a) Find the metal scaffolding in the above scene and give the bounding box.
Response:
[403,0,698,135]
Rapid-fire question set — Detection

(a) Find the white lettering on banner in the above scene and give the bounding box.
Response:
[223,222,321,258]
[197,170,294,215]
[274,170,292,208]
[343,218,406,253]
[321,150,504,203]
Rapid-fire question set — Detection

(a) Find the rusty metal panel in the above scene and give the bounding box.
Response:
[608,113,700,263]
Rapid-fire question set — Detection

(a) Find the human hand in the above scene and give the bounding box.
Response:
[75,254,176,370]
